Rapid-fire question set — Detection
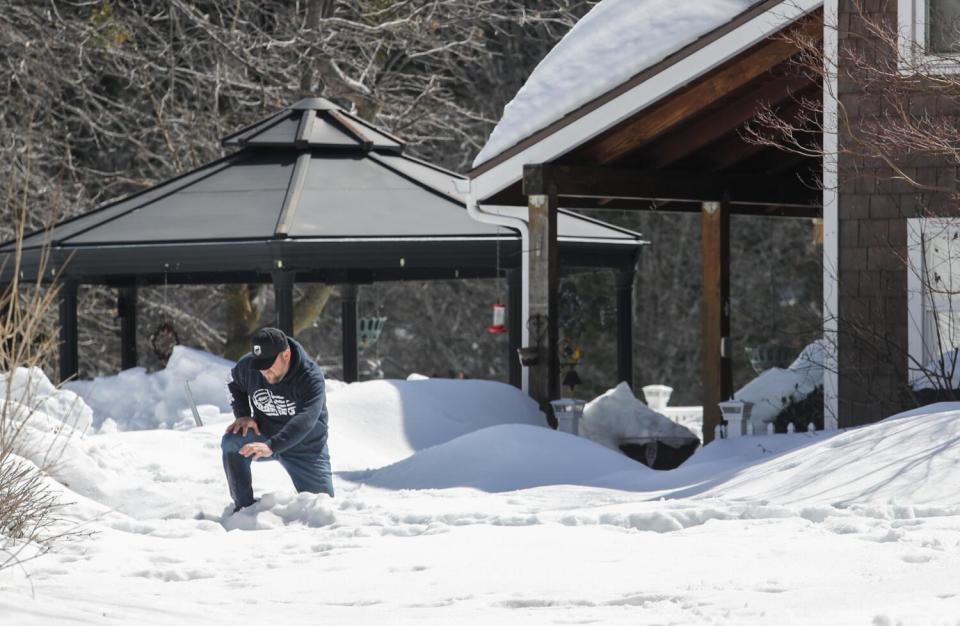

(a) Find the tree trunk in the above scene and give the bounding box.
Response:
[293,283,336,336]
[224,284,263,360]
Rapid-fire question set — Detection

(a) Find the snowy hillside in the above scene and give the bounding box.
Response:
[2,351,960,625]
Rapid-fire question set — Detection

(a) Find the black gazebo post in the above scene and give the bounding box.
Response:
[118,285,138,370]
[272,270,295,336]
[615,267,635,387]
[59,279,79,383]
[341,284,359,383]
[507,268,522,388]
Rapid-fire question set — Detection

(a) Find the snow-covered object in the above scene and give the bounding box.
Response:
[473,0,759,167]
[735,339,825,424]
[911,348,960,390]
[64,346,235,431]
[788,338,826,381]
[328,379,545,471]
[0,366,93,435]
[580,382,698,452]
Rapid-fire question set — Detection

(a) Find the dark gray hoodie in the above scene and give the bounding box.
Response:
[227,337,329,456]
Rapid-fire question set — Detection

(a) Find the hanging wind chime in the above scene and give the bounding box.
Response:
[487,226,507,334]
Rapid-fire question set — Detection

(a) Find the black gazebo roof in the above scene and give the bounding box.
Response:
[3,98,643,286]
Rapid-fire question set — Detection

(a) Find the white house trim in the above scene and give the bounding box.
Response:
[823,0,840,430]
[470,0,824,202]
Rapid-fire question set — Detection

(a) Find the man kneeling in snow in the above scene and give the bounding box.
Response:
[223,327,333,512]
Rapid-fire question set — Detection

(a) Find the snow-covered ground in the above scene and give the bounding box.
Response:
[2,350,960,625]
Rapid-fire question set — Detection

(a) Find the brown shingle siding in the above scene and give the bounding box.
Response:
[845,194,871,218]
[869,194,899,218]
[846,247,869,270]
[858,219,889,246]
[841,219,861,247]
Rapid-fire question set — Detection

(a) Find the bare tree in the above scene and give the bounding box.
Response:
[1,0,590,372]
[743,0,960,418]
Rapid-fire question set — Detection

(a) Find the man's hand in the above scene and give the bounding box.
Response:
[239,442,273,460]
[226,417,261,437]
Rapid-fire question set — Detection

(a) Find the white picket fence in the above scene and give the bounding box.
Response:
[642,385,817,441]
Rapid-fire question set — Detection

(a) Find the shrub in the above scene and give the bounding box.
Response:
[0,210,74,570]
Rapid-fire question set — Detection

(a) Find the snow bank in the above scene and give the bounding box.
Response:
[707,403,960,507]
[328,379,545,471]
[65,346,234,431]
[911,348,960,390]
[473,0,759,166]
[580,382,697,452]
[735,339,825,424]
[348,424,644,492]
[0,367,93,435]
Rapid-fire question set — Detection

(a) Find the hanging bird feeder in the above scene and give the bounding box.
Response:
[487,226,508,334]
[487,302,507,334]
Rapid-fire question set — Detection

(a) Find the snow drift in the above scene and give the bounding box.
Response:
[345,423,646,492]
[64,346,236,431]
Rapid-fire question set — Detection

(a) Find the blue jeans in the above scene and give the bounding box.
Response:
[221,431,334,510]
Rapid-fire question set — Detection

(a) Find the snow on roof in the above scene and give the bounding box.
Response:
[473,0,763,168]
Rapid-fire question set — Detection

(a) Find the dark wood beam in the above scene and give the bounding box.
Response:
[573,15,822,165]
[697,94,815,172]
[527,192,560,426]
[642,73,817,170]
[524,163,819,208]
[702,200,732,444]
[583,198,821,218]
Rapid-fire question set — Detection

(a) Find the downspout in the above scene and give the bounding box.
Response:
[461,182,531,393]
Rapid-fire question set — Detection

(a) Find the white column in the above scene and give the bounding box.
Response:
[823,0,840,430]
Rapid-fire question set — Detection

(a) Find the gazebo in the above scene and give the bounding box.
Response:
[2,98,645,389]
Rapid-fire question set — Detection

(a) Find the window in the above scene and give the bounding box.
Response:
[927,0,960,53]
[907,218,960,386]
[899,0,960,72]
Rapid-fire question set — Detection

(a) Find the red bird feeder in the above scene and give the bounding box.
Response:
[487,303,507,334]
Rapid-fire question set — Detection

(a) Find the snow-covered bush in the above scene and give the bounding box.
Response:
[734,340,825,431]
[0,231,81,568]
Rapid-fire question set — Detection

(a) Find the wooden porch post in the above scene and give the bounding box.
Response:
[271,271,295,337]
[59,279,79,383]
[507,268,522,389]
[615,267,635,388]
[118,285,138,370]
[702,200,732,444]
[527,192,560,425]
[341,284,359,383]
